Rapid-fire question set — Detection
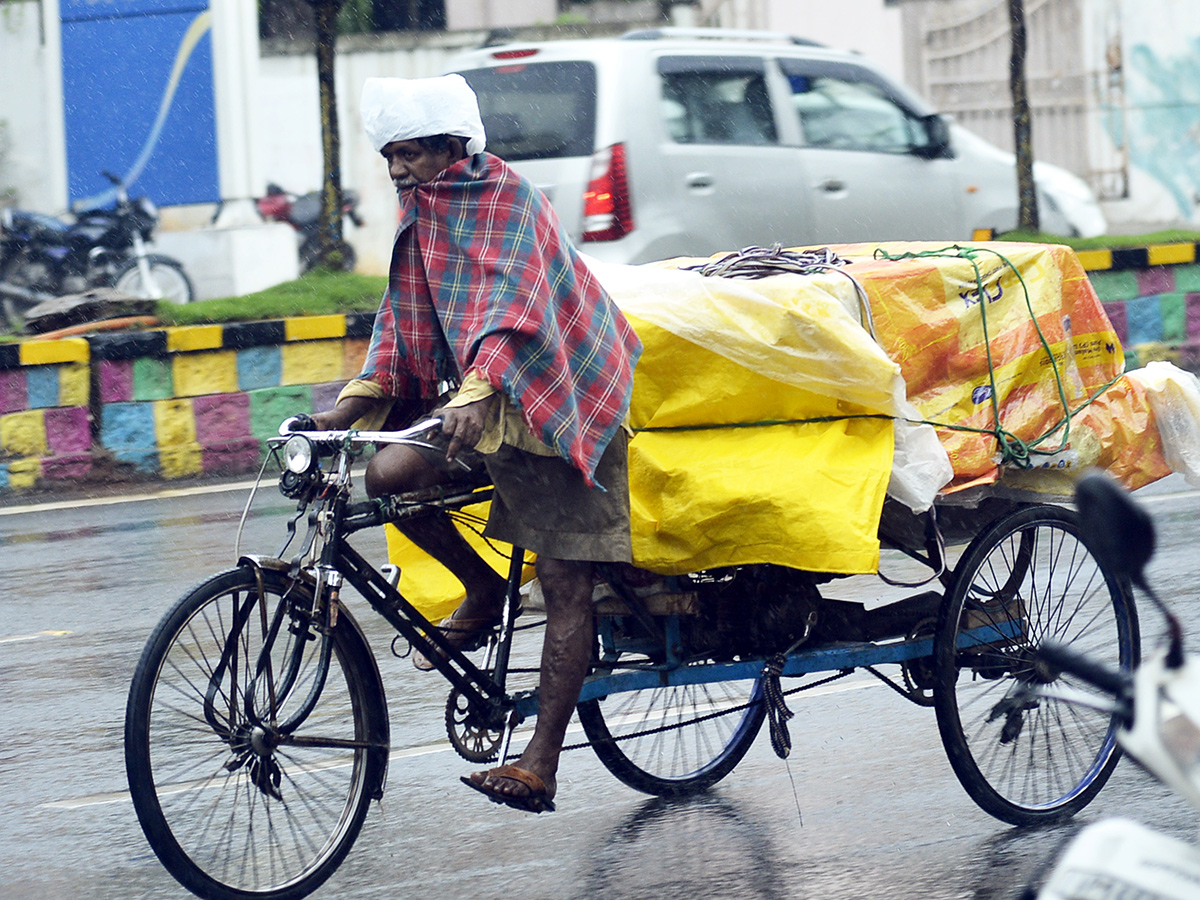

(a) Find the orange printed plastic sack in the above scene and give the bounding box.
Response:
[824,242,1166,490]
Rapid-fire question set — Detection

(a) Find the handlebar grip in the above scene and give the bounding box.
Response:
[279,414,316,435]
[1036,640,1130,698]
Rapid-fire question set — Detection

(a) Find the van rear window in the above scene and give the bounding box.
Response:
[457,62,597,161]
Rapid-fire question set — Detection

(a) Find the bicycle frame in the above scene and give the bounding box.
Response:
[254,421,1021,739]
[268,425,1011,726]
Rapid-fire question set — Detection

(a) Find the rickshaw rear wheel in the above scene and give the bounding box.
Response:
[577,675,766,796]
[932,504,1138,826]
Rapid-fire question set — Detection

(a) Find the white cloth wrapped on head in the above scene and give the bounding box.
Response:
[360,75,487,155]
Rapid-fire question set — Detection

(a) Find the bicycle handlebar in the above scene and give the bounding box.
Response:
[276,416,443,443]
[272,415,472,473]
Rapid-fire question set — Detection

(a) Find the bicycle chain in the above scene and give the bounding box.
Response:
[863,663,935,707]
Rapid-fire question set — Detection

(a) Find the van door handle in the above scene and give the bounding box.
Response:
[686,173,714,189]
[819,179,846,193]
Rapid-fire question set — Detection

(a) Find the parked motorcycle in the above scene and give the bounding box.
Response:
[0,171,194,331]
[1016,471,1200,900]
[255,183,362,273]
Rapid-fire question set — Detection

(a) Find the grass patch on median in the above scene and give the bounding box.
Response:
[998,229,1200,250]
[153,268,387,326]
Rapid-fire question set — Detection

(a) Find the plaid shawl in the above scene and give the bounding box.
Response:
[359,152,641,485]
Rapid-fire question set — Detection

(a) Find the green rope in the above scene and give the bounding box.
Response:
[635,244,1121,470]
[633,414,892,433]
[341,429,367,456]
[630,375,1119,443]
[874,243,1080,468]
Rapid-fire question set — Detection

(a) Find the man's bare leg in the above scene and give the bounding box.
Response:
[367,443,505,626]
[466,556,593,804]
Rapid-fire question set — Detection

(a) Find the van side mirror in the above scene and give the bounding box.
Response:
[914,114,952,159]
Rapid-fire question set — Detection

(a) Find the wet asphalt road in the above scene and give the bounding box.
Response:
[1,475,1199,900]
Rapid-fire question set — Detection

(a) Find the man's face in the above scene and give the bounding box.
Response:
[381,139,458,190]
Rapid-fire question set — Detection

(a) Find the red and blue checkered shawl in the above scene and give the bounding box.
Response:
[359,152,642,486]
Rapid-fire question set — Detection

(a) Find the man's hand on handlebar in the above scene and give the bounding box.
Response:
[436,394,498,462]
[282,413,317,433]
[309,396,379,432]
[290,392,494,461]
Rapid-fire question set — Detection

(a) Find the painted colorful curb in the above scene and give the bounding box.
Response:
[0,313,374,492]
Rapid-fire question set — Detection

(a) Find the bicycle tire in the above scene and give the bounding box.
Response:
[113,254,195,304]
[577,675,765,796]
[933,504,1139,826]
[125,566,390,900]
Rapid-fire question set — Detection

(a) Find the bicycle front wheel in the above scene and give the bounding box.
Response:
[577,675,765,796]
[933,504,1139,826]
[125,566,389,900]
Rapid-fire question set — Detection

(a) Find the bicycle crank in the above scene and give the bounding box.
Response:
[445,688,504,763]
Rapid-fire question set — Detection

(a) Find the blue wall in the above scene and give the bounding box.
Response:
[60,0,218,210]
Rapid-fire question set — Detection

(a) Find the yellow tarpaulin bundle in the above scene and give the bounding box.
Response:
[385,241,1181,620]
[385,251,909,619]
[606,260,906,576]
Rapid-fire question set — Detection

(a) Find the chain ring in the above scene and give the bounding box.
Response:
[445,688,503,763]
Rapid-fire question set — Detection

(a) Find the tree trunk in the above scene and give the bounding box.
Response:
[312,0,346,269]
[1008,0,1039,232]
[260,0,315,40]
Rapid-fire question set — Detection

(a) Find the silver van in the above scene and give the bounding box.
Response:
[446,28,1105,264]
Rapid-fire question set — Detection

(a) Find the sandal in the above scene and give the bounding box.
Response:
[461,764,557,814]
[412,611,499,671]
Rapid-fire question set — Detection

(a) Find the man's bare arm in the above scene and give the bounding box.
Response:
[311,395,380,431]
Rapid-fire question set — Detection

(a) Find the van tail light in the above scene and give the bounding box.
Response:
[581,143,633,242]
[491,48,539,60]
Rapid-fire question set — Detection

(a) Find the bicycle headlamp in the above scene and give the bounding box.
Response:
[283,434,317,475]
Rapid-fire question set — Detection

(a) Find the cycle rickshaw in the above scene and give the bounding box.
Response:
[124,244,1160,900]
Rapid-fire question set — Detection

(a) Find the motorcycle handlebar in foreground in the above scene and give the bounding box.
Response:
[1023,471,1200,900]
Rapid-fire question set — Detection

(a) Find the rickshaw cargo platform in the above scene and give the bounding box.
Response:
[385,241,1200,622]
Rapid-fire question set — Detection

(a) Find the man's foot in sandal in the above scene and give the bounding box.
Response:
[412,608,501,671]
[461,764,557,814]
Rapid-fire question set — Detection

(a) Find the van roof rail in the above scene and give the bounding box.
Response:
[621,27,823,46]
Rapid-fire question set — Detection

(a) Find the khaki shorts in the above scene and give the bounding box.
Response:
[409,426,632,563]
[483,432,633,563]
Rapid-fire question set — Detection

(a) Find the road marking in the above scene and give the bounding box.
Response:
[4,480,1194,520]
[0,480,259,517]
[43,680,883,810]
[42,738,464,809]
[0,630,72,644]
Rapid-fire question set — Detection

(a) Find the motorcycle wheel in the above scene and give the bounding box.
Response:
[112,255,195,304]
